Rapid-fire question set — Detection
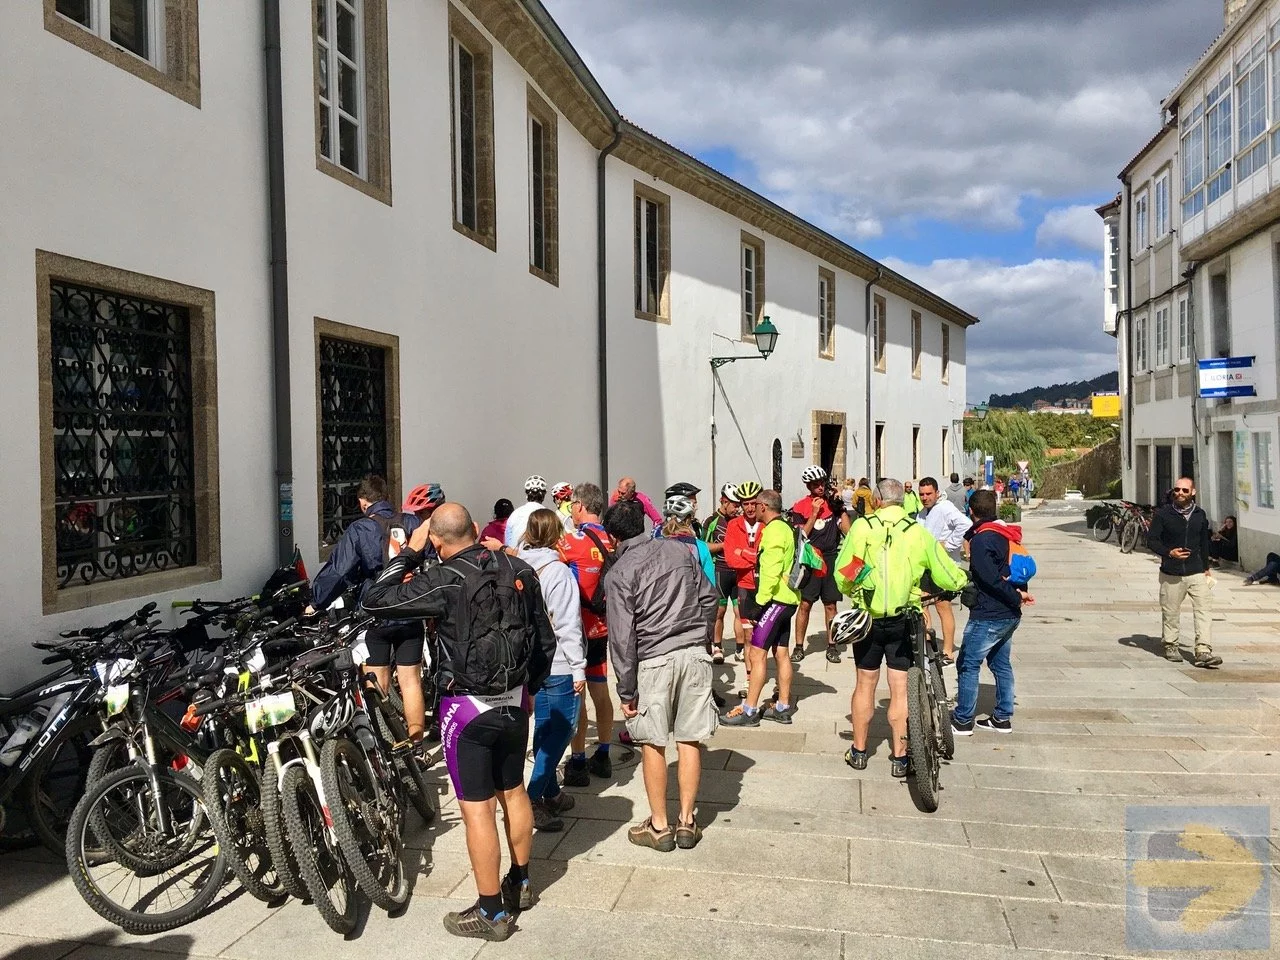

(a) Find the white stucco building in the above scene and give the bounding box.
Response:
[0,0,974,677]
[1105,0,1280,569]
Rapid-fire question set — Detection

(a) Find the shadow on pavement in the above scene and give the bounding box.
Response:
[1119,633,1187,664]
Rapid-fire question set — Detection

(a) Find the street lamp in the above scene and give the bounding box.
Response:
[710,317,781,494]
[969,402,990,421]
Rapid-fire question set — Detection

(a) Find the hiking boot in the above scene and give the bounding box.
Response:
[790,646,805,663]
[1163,645,1182,662]
[627,817,676,852]
[976,716,1012,733]
[546,791,575,816]
[720,704,760,727]
[1194,650,1223,668]
[762,703,794,725]
[531,799,564,832]
[844,747,868,770]
[890,755,911,778]
[825,646,841,664]
[443,903,514,941]
[951,714,975,737]
[675,817,703,849]
[587,750,612,779]
[562,760,590,788]
[501,874,536,913]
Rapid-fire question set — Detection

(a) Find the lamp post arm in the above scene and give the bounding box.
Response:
[709,354,770,370]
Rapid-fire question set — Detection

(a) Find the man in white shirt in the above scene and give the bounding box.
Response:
[917,476,972,663]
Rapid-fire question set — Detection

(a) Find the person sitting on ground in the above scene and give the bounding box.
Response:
[610,476,663,526]
[1243,551,1280,585]
[1208,515,1238,566]
[480,499,514,546]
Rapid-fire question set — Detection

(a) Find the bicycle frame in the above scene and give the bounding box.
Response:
[0,675,101,808]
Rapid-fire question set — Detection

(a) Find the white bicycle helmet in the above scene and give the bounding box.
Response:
[720,483,740,503]
[551,481,573,502]
[831,608,872,645]
[663,495,697,519]
[524,475,548,495]
[801,465,828,484]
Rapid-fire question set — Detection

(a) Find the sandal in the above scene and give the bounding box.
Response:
[628,817,676,852]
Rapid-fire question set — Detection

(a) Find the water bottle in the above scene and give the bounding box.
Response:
[0,707,48,767]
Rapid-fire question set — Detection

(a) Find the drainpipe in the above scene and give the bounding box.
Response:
[1122,176,1133,474]
[596,125,623,491]
[265,0,293,566]
[864,266,884,480]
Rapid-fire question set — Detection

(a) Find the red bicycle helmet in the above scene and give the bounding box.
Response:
[403,483,445,513]
[551,482,573,503]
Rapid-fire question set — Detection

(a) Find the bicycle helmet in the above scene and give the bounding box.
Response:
[736,480,763,500]
[831,608,872,645]
[524,475,548,495]
[665,481,701,499]
[551,481,573,503]
[663,495,697,520]
[801,465,828,484]
[719,483,740,503]
[402,483,445,513]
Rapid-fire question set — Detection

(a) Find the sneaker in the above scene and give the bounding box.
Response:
[1243,577,1256,586]
[546,791,576,815]
[443,903,514,941]
[762,703,794,725]
[890,755,911,778]
[1163,645,1182,662]
[720,704,761,727]
[531,799,563,832]
[562,760,590,788]
[976,716,1012,733]
[790,647,805,663]
[1194,651,1223,668]
[844,747,868,770]
[627,817,676,852]
[587,750,612,779]
[951,714,975,737]
[675,817,703,849]
[825,646,841,664]
[500,874,536,913]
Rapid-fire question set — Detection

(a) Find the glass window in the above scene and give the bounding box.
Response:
[529,116,546,271]
[818,271,834,357]
[1207,75,1233,202]
[1155,305,1170,367]
[1154,175,1170,237]
[635,196,663,315]
[1134,191,1149,250]
[1182,119,1205,219]
[55,0,162,67]
[319,337,389,547]
[1254,431,1274,509]
[1177,297,1191,363]
[872,295,887,369]
[741,243,759,337]
[911,311,922,376]
[941,323,950,381]
[1135,313,1148,371]
[318,0,364,178]
[451,39,477,227]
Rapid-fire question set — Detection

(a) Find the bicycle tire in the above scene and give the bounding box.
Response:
[22,715,98,857]
[201,749,285,903]
[371,694,436,825]
[259,759,309,901]
[279,764,356,934]
[929,658,955,761]
[906,667,940,813]
[1090,516,1113,543]
[1120,520,1139,554]
[320,737,409,911]
[65,765,226,934]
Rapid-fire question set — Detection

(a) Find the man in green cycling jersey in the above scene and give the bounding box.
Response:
[833,479,965,777]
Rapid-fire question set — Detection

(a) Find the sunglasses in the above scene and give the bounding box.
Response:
[1173,487,1193,493]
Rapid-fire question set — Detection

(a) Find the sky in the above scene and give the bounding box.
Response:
[541,0,1227,403]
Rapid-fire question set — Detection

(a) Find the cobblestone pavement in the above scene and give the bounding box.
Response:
[3,504,1278,959]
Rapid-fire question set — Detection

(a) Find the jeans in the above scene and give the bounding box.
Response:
[527,674,580,802]
[952,617,1019,725]
[1247,552,1280,583]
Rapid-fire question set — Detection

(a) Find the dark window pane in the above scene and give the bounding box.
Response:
[319,104,332,159]
[316,0,327,40]
[318,43,329,98]
[455,44,477,229]
[338,117,358,173]
[319,337,388,547]
[335,0,357,59]
[110,0,148,58]
[56,0,91,26]
[530,119,545,270]
[338,61,359,118]
[634,196,643,311]
[645,200,659,314]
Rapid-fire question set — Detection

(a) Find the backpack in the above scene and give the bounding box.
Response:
[578,527,616,618]
[372,513,412,564]
[785,523,825,592]
[451,553,538,696]
[1008,540,1037,586]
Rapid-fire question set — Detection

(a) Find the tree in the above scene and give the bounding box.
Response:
[963,411,1048,474]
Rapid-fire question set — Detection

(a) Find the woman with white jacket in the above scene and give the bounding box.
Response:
[518,508,586,832]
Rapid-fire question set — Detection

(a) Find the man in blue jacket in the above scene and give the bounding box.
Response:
[950,490,1032,735]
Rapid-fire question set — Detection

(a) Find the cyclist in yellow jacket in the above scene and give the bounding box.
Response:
[833,478,965,777]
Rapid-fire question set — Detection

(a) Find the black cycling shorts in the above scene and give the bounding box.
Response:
[800,554,841,605]
[363,621,424,667]
[716,567,739,607]
[737,587,763,623]
[751,601,797,650]
[852,614,913,672]
[439,697,529,802]
[585,636,609,683]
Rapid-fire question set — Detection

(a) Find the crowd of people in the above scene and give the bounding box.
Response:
[311,469,1036,941]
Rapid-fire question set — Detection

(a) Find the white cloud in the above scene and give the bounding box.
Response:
[1036,205,1105,251]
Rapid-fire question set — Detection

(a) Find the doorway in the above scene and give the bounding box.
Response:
[1155,445,1173,502]
[819,423,843,479]
[874,422,885,480]
[1215,431,1234,521]
[772,438,783,493]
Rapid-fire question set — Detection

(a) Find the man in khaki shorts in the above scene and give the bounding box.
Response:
[604,498,718,852]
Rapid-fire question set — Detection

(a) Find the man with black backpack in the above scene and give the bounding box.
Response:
[363,503,557,942]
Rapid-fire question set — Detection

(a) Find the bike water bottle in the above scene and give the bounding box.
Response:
[0,707,48,767]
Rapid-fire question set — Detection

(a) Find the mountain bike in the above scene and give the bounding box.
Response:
[905,605,952,813]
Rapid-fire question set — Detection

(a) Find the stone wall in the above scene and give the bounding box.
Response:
[1037,438,1121,499]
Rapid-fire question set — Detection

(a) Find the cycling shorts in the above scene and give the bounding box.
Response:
[800,553,841,605]
[852,614,913,672]
[363,621,424,667]
[585,637,609,683]
[736,588,763,623]
[439,690,529,802]
[716,568,738,607]
[751,601,796,650]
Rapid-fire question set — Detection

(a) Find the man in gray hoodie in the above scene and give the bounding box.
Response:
[605,499,718,852]
[944,473,968,513]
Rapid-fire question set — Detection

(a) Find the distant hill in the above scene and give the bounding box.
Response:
[987,372,1118,409]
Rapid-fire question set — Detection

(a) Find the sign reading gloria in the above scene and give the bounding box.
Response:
[1198,357,1256,399]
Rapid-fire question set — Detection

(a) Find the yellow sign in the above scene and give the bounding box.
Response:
[1131,824,1265,933]
[1091,392,1121,418]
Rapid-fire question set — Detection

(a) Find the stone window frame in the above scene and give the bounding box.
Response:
[911,310,923,379]
[448,3,497,249]
[313,318,402,561]
[873,294,887,373]
[44,0,201,107]
[526,85,559,286]
[634,181,672,324]
[35,250,220,614]
[810,410,848,481]
[740,230,766,342]
[312,0,392,206]
[818,267,836,360]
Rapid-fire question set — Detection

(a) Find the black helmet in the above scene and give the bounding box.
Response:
[665,481,701,499]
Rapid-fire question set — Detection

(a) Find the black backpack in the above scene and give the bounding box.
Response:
[371,512,412,565]
[578,527,616,618]
[451,552,540,696]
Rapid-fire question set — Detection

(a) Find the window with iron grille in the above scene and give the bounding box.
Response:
[49,280,197,589]
[318,336,389,548]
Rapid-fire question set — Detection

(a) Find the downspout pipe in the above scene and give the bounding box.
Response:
[596,125,623,491]
[265,0,294,566]
[1122,176,1133,474]
[864,266,884,480]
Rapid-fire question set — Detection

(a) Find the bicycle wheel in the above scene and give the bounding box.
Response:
[65,765,225,934]
[279,764,356,934]
[320,737,409,911]
[1090,516,1113,542]
[259,758,309,901]
[201,749,285,903]
[906,667,940,813]
[371,694,436,825]
[928,656,955,761]
[1120,519,1140,554]
[22,715,98,857]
